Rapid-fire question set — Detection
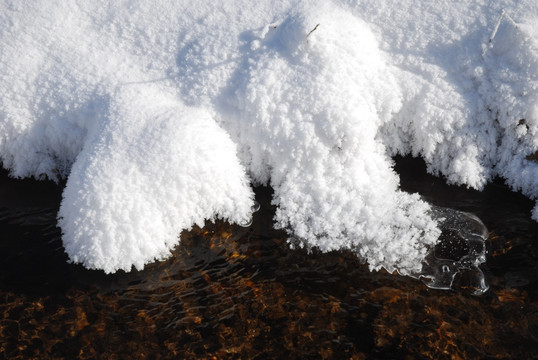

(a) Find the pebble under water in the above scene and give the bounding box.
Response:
[1,156,538,359]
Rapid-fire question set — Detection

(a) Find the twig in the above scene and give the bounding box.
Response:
[489,9,519,43]
[306,24,320,38]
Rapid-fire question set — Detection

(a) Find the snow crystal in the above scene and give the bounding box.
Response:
[0,0,537,275]
[58,84,254,272]
[222,3,439,274]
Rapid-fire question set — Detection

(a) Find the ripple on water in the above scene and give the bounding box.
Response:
[1,159,538,358]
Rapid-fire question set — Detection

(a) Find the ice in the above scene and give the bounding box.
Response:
[237,201,261,228]
[0,0,537,281]
[412,207,489,295]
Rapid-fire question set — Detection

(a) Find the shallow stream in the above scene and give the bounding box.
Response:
[0,156,537,359]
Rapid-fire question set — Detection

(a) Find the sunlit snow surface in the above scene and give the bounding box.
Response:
[0,0,537,275]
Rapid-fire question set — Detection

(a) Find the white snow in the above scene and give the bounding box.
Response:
[0,0,537,273]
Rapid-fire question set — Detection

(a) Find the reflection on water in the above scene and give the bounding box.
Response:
[1,156,538,359]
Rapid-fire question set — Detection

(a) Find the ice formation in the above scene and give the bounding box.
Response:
[0,0,537,275]
[416,207,489,295]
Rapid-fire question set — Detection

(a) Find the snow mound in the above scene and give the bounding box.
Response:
[58,84,254,272]
[224,3,440,274]
[0,0,537,274]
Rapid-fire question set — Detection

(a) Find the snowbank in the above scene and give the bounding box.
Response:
[0,0,536,273]
[58,84,254,272]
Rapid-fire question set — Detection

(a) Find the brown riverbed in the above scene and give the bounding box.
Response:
[1,156,537,359]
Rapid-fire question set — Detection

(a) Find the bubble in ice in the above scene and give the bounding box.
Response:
[251,201,261,213]
[237,219,252,227]
[237,201,261,228]
[410,206,489,295]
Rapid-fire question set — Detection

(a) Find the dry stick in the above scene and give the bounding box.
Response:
[489,9,519,43]
[306,24,320,38]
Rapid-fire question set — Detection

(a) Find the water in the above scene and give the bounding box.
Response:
[1,156,538,359]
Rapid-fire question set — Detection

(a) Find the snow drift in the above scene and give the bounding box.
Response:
[0,0,536,274]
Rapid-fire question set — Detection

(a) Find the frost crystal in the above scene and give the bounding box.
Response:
[0,1,536,276]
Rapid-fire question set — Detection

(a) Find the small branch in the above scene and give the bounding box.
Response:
[489,9,519,43]
[306,24,320,38]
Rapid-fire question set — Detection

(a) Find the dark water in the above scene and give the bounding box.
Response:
[1,156,538,359]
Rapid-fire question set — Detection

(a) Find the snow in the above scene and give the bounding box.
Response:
[58,84,254,273]
[0,0,537,274]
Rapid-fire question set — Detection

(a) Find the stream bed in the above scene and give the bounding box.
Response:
[0,156,537,359]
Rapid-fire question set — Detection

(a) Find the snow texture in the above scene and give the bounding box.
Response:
[0,0,537,273]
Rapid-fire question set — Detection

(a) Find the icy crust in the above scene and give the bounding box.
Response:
[0,0,536,274]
